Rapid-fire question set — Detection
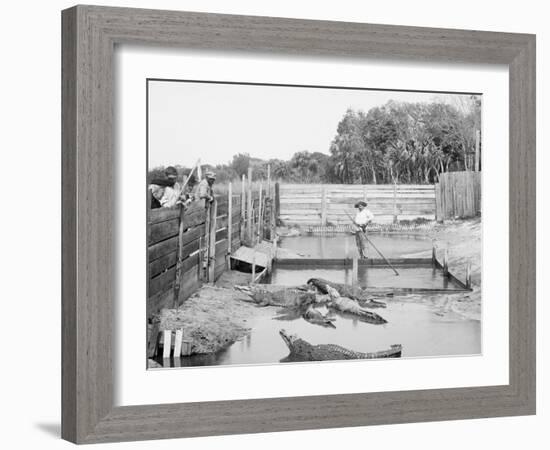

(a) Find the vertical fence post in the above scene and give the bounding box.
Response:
[208,200,218,282]
[251,253,256,284]
[163,330,172,360]
[227,182,232,269]
[258,181,263,243]
[274,182,280,227]
[443,249,449,277]
[475,129,481,172]
[240,174,246,243]
[432,245,437,266]
[267,164,271,198]
[466,263,472,289]
[393,182,398,224]
[203,202,211,280]
[352,257,358,294]
[321,186,327,226]
[247,167,253,245]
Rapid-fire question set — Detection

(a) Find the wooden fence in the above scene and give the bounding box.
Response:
[435,171,481,221]
[147,187,272,317]
[277,183,436,225]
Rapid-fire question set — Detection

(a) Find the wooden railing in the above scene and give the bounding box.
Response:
[276,183,436,225]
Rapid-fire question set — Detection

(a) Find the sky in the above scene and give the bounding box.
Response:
[148,80,478,169]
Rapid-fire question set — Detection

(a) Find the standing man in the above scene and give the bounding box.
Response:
[196,170,216,204]
[352,201,374,259]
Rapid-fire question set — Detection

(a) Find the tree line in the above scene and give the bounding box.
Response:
[150,97,481,185]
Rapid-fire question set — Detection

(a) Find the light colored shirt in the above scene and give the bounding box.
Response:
[355,208,374,226]
[159,182,182,208]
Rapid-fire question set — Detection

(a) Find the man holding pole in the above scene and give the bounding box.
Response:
[352,201,374,259]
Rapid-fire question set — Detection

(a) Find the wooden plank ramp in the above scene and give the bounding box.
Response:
[230,240,275,269]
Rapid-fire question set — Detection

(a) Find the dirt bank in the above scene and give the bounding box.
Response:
[156,285,261,356]
[401,218,481,321]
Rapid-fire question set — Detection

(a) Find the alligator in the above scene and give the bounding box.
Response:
[307,278,388,308]
[302,305,336,328]
[323,285,387,324]
[236,284,319,308]
[279,329,402,361]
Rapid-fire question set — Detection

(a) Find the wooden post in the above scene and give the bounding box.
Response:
[251,253,256,284]
[258,182,263,243]
[267,164,271,198]
[345,236,349,259]
[274,182,280,226]
[240,174,246,242]
[172,203,186,308]
[208,200,218,282]
[466,263,472,289]
[247,167,253,244]
[475,129,481,172]
[162,330,171,360]
[203,202,211,280]
[393,182,398,224]
[147,320,160,358]
[174,329,183,357]
[321,186,327,226]
[432,245,437,266]
[443,249,449,276]
[181,340,192,356]
[227,182,233,268]
[352,257,358,293]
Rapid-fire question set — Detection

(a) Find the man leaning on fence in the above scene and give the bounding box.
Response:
[196,171,216,204]
[149,166,182,209]
[352,201,374,259]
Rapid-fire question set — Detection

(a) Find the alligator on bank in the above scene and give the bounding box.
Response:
[310,282,388,324]
[236,284,319,308]
[307,278,388,308]
[279,329,402,361]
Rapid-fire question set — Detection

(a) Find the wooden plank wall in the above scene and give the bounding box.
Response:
[435,171,481,221]
[278,184,436,225]
[147,193,247,317]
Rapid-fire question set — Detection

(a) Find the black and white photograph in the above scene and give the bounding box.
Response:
[146,79,482,368]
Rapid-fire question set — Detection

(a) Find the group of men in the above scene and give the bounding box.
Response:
[149,166,217,209]
[149,166,375,258]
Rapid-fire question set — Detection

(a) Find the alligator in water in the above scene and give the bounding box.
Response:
[302,305,336,328]
[279,329,402,361]
[307,278,388,308]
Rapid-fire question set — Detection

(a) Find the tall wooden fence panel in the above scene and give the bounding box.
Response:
[147,188,272,317]
[435,171,481,221]
[277,184,436,225]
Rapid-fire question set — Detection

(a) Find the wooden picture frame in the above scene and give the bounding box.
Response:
[62,5,536,444]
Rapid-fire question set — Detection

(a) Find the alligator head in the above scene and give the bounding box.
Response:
[279,329,299,350]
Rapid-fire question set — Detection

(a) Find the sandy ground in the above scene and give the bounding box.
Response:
[156,284,260,355]
[401,218,482,321]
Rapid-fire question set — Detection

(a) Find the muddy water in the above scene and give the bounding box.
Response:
[271,266,454,290]
[279,234,432,259]
[173,234,480,368]
[179,297,481,367]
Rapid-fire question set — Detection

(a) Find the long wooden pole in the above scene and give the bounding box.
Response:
[345,211,399,275]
